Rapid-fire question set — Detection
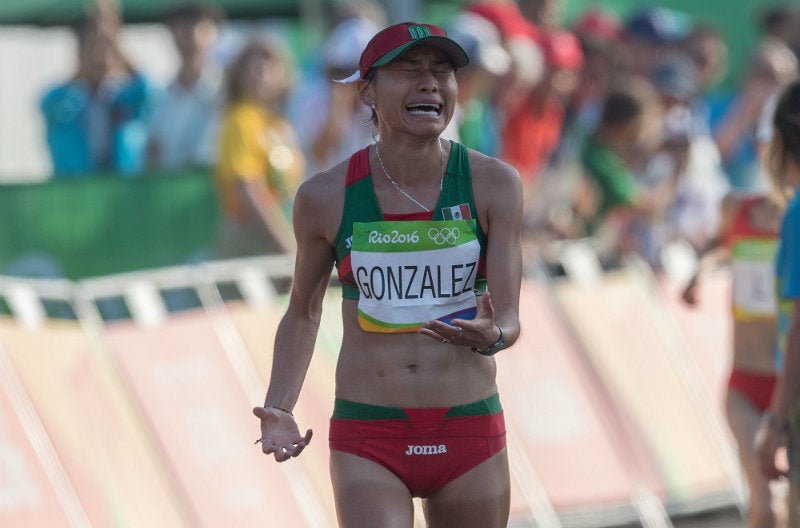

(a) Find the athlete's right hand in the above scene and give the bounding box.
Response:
[253,406,313,462]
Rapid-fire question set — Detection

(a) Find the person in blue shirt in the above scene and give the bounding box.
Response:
[756,79,800,526]
[40,6,153,177]
[709,38,797,194]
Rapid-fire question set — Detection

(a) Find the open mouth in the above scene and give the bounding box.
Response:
[406,103,442,117]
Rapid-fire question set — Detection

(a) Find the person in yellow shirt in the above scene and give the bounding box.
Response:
[216,37,304,256]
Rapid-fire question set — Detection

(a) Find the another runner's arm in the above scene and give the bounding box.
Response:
[682,194,738,305]
[770,203,800,429]
[264,178,336,411]
[771,300,800,424]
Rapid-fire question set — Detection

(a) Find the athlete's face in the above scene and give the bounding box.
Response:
[364,45,458,138]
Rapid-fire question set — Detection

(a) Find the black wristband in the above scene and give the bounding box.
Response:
[472,325,504,356]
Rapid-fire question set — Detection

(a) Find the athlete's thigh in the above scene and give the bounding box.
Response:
[725,388,763,453]
[330,449,415,528]
[423,447,510,528]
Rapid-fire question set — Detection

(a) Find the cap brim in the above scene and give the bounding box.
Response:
[333,70,362,83]
[372,36,470,70]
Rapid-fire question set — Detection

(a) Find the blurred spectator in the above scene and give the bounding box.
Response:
[446,11,511,156]
[517,0,562,28]
[572,8,622,43]
[711,37,799,193]
[622,6,691,77]
[40,4,153,177]
[560,8,627,159]
[680,24,728,96]
[637,53,729,265]
[759,4,800,61]
[500,28,583,184]
[289,6,382,177]
[215,38,304,257]
[467,0,537,40]
[678,23,729,143]
[465,0,545,118]
[146,1,224,171]
[577,75,668,265]
[523,8,624,252]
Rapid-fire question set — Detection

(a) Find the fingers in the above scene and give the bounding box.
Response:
[271,429,313,462]
[420,291,495,345]
[257,428,313,461]
[419,321,466,344]
[477,290,495,319]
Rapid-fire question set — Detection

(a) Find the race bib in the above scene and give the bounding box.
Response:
[731,239,777,319]
[351,220,480,332]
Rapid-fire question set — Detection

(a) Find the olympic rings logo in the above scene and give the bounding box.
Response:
[428,227,460,245]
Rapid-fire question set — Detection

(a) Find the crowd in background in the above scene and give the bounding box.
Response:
[26,2,800,524]
[36,0,800,272]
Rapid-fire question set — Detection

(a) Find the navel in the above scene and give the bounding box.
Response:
[407,364,418,374]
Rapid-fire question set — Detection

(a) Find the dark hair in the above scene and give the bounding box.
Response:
[769,80,800,195]
[600,75,658,127]
[759,5,800,36]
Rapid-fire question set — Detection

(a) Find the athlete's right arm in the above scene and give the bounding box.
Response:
[681,194,737,306]
[255,174,338,460]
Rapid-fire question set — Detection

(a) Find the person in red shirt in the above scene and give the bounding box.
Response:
[499,29,584,185]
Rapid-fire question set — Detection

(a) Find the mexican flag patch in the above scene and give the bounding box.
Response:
[441,203,472,221]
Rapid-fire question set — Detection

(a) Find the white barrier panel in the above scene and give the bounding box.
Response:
[553,267,739,515]
[0,317,188,526]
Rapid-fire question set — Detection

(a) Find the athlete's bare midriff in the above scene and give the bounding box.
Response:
[732,319,778,373]
[333,299,498,407]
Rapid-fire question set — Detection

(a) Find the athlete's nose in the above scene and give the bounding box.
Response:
[417,69,439,93]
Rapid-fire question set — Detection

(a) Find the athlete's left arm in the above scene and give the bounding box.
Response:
[475,155,523,350]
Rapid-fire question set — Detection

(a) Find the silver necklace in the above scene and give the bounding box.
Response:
[375,138,444,213]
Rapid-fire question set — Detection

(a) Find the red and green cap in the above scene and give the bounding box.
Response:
[336,22,469,83]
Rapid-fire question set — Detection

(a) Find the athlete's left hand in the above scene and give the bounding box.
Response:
[420,290,496,349]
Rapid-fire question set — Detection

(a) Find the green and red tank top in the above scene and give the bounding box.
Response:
[724,195,779,322]
[333,141,488,332]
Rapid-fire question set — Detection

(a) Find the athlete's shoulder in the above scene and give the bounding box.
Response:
[296,158,348,208]
[465,147,520,181]
[465,148,522,199]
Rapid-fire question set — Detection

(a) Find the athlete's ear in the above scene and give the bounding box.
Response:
[356,78,374,108]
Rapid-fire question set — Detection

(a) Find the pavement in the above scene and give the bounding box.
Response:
[672,507,744,527]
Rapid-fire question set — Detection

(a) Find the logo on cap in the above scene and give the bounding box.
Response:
[408,25,432,40]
